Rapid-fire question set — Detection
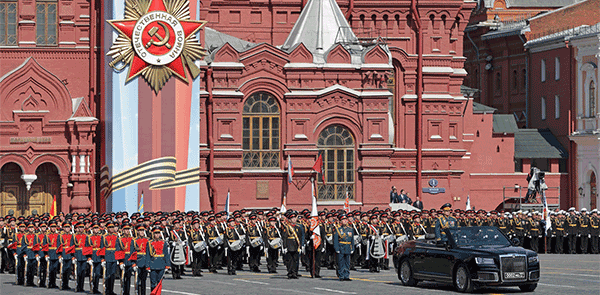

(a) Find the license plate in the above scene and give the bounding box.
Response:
[504,272,525,279]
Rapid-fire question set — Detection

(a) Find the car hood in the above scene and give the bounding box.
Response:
[456,245,532,256]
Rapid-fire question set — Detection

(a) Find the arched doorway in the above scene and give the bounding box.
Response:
[29,163,60,216]
[0,163,25,216]
[316,125,355,200]
[591,172,597,210]
[0,162,58,216]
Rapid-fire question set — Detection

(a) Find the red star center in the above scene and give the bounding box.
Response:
[109,0,204,82]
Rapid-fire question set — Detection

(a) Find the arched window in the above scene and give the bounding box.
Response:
[242,92,280,168]
[316,125,354,200]
[589,80,596,117]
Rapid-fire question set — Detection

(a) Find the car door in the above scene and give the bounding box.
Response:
[410,243,428,274]
[423,244,454,281]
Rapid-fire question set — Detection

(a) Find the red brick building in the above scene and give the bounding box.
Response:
[198,0,568,212]
[0,0,101,215]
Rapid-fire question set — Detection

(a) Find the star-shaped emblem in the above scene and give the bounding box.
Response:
[107,0,206,91]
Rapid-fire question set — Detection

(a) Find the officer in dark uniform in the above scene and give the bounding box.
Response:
[225,217,242,275]
[282,212,304,279]
[58,222,75,290]
[23,222,38,286]
[554,211,566,254]
[35,221,48,287]
[566,208,579,254]
[188,218,205,276]
[590,209,600,254]
[265,216,282,273]
[245,214,262,272]
[101,221,119,295]
[579,208,591,254]
[410,214,427,239]
[333,214,354,281]
[435,203,458,242]
[72,221,90,292]
[205,216,221,273]
[117,223,136,295]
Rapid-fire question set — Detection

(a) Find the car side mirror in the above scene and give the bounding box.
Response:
[511,237,520,246]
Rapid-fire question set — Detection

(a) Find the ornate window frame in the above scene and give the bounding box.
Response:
[242,91,281,169]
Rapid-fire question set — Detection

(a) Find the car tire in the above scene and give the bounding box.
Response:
[398,259,417,287]
[453,264,474,293]
[519,283,537,292]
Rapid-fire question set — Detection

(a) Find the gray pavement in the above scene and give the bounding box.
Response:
[1,254,598,295]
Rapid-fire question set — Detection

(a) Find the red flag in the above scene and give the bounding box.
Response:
[128,251,138,261]
[344,192,350,213]
[96,247,106,256]
[66,245,76,254]
[150,276,163,295]
[115,250,125,260]
[312,154,325,184]
[50,195,57,218]
[82,246,93,256]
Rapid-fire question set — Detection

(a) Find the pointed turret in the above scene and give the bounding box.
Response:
[281,0,360,63]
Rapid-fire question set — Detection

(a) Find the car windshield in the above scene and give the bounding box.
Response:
[449,227,511,247]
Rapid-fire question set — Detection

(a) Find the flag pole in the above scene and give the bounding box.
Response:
[311,177,316,278]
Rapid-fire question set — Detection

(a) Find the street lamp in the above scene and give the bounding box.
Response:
[578,186,584,196]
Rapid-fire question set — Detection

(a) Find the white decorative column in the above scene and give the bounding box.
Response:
[79,154,86,173]
[87,155,91,173]
[21,174,38,191]
[72,155,77,173]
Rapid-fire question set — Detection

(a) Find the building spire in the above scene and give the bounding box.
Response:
[282,0,359,63]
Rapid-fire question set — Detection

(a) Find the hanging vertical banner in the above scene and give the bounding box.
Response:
[104,0,206,213]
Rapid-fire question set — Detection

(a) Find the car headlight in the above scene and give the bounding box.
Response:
[475,257,495,265]
[528,255,539,264]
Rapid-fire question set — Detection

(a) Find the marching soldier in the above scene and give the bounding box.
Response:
[281,212,304,279]
[134,224,150,295]
[306,213,326,278]
[366,214,381,273]
[88,223,104,294]
[528,213,542,253]
[35,222,48,287]
[434,203,458,242]
[168,219,186,279]
[188,218,205,276]
[117,223,136,295]
[245,214,263,273]
[333,214,354,281]
[58,222,75,290]
[323,213,336,270]
[73,222,91,292]
[44,221,61,288]
[101,221,119,295]
[264,216,282,273]
[590,209,599,254]
[205,216,221,273]
[579,208,591,254]
[554,211,566,254]
[148,227,170,292]
[23,222,38,286]
[566,208,579,254]
[225,217,242,275]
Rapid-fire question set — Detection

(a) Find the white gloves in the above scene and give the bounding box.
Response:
[36,256,40,262]
[119,263,125,270]
[282,248,288,254]
[88,260,93,266]
[321,247,326,253]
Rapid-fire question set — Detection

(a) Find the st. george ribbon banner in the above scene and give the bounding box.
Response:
[100,158,200,200]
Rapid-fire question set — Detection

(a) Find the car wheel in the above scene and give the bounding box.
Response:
[519,283,537,292]
[398,259,417,287]
[453,264,474,293]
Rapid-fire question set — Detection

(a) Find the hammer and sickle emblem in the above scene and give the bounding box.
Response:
[145,22,171,49]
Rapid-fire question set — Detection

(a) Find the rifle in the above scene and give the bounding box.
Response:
[89,260,93,292]
[36,256,41,285]
[45,257,50,288]
[73,258,78,287]
[14,254,18,284]
[102,261,106,295]
[58,257,63,290]
[119,263,125,295]
[24,256,28,284]
[133,266,139,295]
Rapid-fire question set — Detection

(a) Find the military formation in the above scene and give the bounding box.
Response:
[0,205,598,293]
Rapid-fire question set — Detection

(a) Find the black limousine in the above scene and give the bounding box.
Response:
[393,226,540,293]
